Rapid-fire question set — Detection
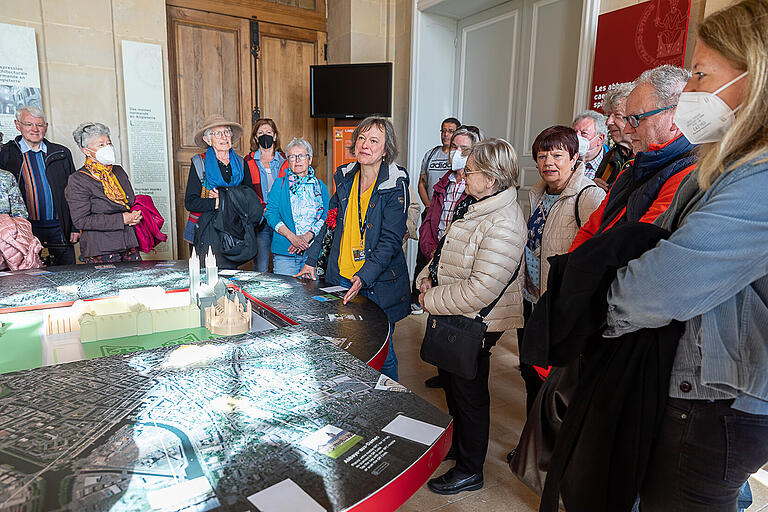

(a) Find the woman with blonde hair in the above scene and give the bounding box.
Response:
[604,1,768,508]
[417,138,525,495]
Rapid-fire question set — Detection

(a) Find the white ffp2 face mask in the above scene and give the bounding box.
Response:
[91,145,116,165]
[577,135,591,159]
[673,71,747,144]
[450,150,468,171]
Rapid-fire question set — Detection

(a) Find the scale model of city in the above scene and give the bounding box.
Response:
[0,255,451,511]
[45,249,251,346]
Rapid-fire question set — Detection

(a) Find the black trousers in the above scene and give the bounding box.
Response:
[31,221,75,266]
[439,331,503,476]
[517,300,543,413]
[640,398,768,512]
[410,210,429,303]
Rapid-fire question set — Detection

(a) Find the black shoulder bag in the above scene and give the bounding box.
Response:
[420,260,522,380]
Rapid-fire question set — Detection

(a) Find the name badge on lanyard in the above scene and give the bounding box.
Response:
[356,176,370,263]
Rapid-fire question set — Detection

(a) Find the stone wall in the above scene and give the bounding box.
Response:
[0,0,173,174]
[326,0,413,166]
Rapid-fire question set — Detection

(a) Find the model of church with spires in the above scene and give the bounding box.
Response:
[189,247,251,336]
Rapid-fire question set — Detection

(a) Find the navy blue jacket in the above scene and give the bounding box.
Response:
[306,161,411,323]
[597,135,697,235]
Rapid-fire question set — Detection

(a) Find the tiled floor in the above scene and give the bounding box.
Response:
[393,313,768,511]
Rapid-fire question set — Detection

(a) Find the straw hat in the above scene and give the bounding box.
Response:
[193,114,244,149]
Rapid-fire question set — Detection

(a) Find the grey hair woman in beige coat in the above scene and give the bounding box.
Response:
[417,137,525,496]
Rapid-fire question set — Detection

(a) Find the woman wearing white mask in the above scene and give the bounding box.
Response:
[65,122,141,263]
[605,1,768,509]
[418,126,482,259]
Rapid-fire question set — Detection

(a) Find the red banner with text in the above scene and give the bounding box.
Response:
[590,0,691,111]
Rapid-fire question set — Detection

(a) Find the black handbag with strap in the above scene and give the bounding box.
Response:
[420,261,522,380]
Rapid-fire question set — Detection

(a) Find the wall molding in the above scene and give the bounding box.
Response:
[456,9,519,140]
[522,0,563,157]
[573,0,601,117]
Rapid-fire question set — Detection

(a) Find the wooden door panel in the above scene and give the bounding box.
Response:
[257,23,327,183]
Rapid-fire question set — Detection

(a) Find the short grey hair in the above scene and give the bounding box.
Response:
[634,64,692,107]
[468,137,519,191]
[451,126,482,149]
[73,122,111,149]
[601,82,635,113]
[15,105,46,123]
[349,116,398,166]
[284,137,313,159]
[573,110,608,137]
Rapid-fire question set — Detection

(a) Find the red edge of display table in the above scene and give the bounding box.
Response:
[348,422,453,511]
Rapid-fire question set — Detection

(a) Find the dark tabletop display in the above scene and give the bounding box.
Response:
[0,261,390,368]
[0,262,450,511]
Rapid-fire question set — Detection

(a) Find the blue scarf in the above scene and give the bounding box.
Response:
[203,147,244,189]
[286,167,324,219]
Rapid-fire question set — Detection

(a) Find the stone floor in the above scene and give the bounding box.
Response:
[393,313,768,512]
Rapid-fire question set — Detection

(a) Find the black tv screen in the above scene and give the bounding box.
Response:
[310,63,392,118]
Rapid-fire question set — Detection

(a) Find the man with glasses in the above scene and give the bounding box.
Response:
[412,116,460,316]
[570,65,697,250]
[0,105,77,265]
[573,110,609,180]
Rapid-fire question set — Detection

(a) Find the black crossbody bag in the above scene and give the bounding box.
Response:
[420,261,522,380]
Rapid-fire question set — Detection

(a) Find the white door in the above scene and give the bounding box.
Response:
[455,0,584,214]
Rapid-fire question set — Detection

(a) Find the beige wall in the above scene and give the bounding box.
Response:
[0,0,173,175]
[326,0,413,166]
[1,0,176,255]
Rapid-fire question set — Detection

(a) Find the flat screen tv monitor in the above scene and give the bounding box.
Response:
[310,63,392,119]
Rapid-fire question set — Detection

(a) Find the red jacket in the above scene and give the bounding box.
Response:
[533,137,697,381]
[131,194,167,253]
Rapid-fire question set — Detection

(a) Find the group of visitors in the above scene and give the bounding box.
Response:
[0,107,166,269]
[404,2,767,511]
[0,1,765,509]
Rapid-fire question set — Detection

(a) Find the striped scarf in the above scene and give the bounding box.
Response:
[20,150,55,221]
[83,158,129,209]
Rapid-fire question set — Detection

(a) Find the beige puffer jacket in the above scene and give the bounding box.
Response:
[417,186,526,332]
[527,166,605,296]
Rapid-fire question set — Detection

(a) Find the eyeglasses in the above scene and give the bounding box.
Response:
[287,153,310,162]
[463,167,483,175]
[622,105,675,128]
[209,129,232,138]
[441,129,456,134]
[18,121,46,129]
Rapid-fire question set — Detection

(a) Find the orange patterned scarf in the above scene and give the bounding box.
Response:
[83,158,128,209]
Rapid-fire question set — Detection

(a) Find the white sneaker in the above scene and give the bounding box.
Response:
[411,303,424,315]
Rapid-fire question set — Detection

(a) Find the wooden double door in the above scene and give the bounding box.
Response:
[167,6,327,259]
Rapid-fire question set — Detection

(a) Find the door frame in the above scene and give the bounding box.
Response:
[166,0,327,32]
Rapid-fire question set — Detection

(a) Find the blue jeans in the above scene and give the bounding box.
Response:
[338,276,398,381]
[272,253,307,276]
[253,225,273,272]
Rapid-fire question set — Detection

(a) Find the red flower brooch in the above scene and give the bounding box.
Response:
[326,208,338,229]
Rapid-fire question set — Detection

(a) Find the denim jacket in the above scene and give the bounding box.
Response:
[605,153,768,414]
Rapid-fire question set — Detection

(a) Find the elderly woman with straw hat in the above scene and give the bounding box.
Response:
[184,114,256,269]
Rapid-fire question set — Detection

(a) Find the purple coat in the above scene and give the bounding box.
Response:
[418,171,467,257]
